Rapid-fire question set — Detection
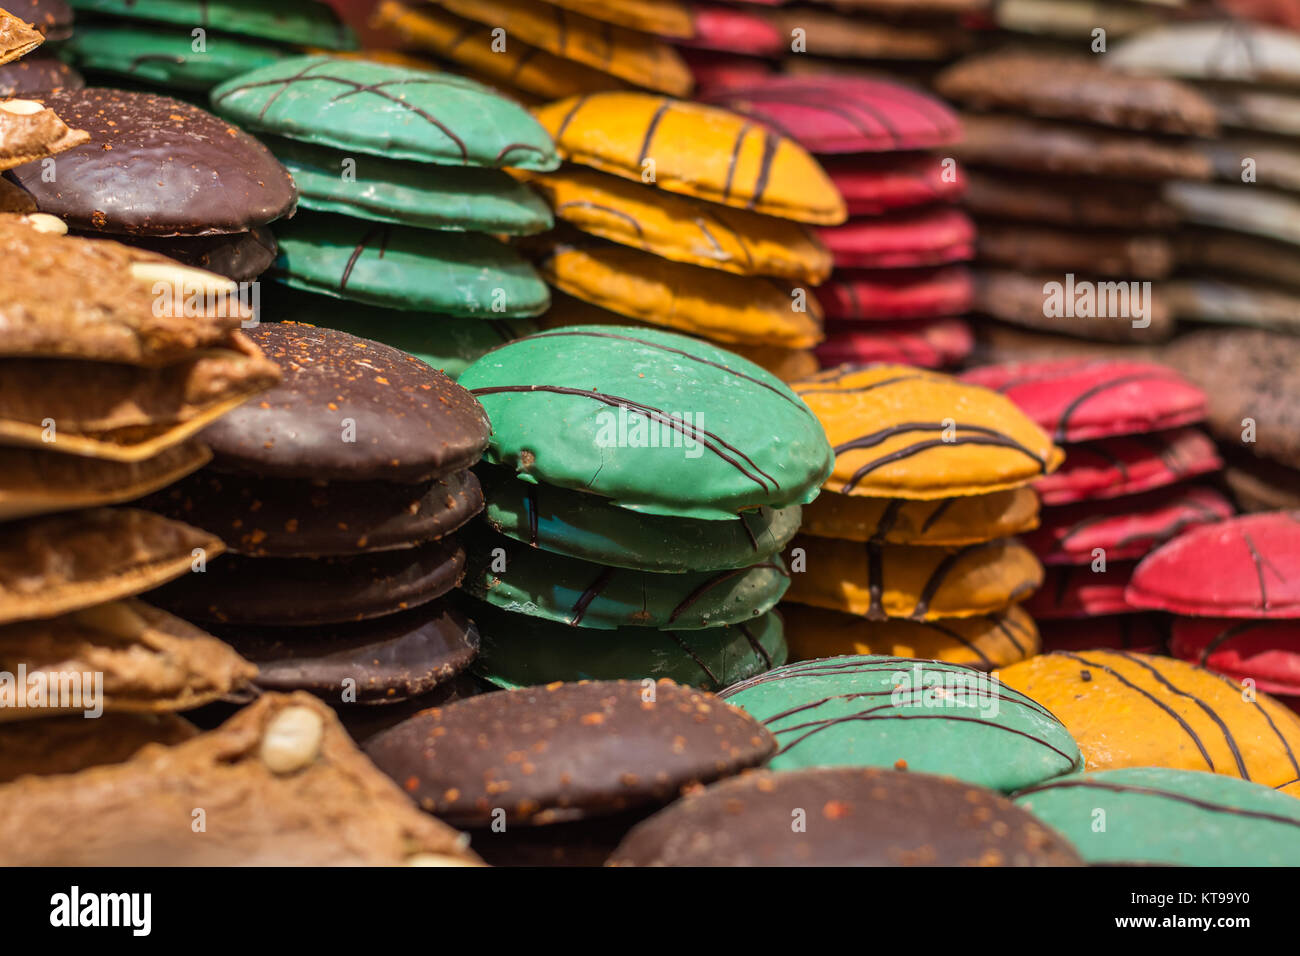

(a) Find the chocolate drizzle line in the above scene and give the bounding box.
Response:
[1200,621,1264,664]
[339,223,390,291]
[637,98,671,167]
[530,329,809,413]
[1055,651,1216,771]
[722,658,1064,725]
[468,384,780,493]
[1206,670,1300,777]
[770,704,1079,766]
[569,567,614,625]
[1015,779,1300,828]
[1115,651,1249,779]
[917,619,995,670]
[739,622,773,669]
[911,542,1002,620]
[665,631,720,688]
[666,562,785,624]
[213,59,472,161]
[1051,372,1184,444]
[919,498,955,534]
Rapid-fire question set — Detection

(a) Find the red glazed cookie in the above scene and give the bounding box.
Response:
[1024,486,1235,565]
[1034,428,1223,505]
[1171,618,1300,696]
[1127,511,1300,618]
[814,319,973,369]
[1023,563,1138,620]
[822,153,966,216]
[701,75,962,153]
[816,265,973,321]
[961,359,1207,443]
[817,207,975,269]
[680,5,784,55]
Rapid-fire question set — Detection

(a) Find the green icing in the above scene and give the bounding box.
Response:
[265,136,553,235]
[1013,767,1300,866]
[465,598,787,692]
[458,326,834,520]
[68,0,358,49]
[64,24,286,90]
[212,55,558,170]
[479,465,802,572]
[269,291,539,380]
[719,655,1083,792]
[462,526,790,630]
[272,212,550,318]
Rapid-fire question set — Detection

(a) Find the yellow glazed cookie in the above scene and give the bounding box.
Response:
[519,164,831,282]
[533,236,824,348]
[793,365,1063,499]
[783,533,1043,620]
[433,0,692,95]
[372,1,622,102]
[536,0,693,38]
[1000,651,1300,788]
[801,487,1040,546]
[782,602,1039,671]
[534,92,847,225]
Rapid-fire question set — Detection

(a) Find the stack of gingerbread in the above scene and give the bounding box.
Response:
[142,322,492,728]
[778,363,1060,671]
[703,72,975,370]
[208,53,556,377]
[0,212,280,766]
[933,46,1218,348]
[454,325,834,691]
[1108,19,1300,338]
[962,357,1234,652]
[516,88,844,380]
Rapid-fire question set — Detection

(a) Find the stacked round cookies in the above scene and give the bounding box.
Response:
[455,326,833,690]
[370,0,694,105]
[703,73,975,370]
[61,0,357,94]
[1108,20,1300,336]
[143,322,491,716]
[934,46,1218,346]
[209,53,558,376]
[0,0,81,96]
[962,358,1234,651]
[0,213,281,764]
[780,364,1060,670]
[516,88,843,381]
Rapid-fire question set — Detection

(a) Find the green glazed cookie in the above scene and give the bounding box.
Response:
[463,527,790,630]
[1013,768,1300,866]
[270,289,539,380]
[68,0,358,49]
[211,55,559,171]
[479,466,802,572]
[272,212,551,317]
[64,24,287,91]
[719,655,1083,792]
[458,326,835,520]
[465,598,787,692]
[264,136,553,235]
